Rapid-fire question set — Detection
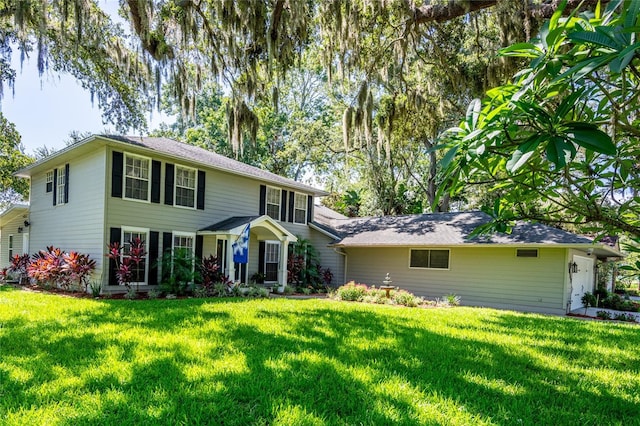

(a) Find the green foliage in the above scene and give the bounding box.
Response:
[439,1,640,239]
[596,310,612,320]
[333,281,369,302]
[0,113,32,202]
[89,280,102,297]
[581,292,597,308]
[159,248,198,296]
[287,237,324,289]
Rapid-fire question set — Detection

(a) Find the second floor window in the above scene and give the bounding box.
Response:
[124,154,150,201]
[46,171,53,193]
[56,167,66,205]
[294,193,307,224]
[175,166,196,208]
[266,187,281,220]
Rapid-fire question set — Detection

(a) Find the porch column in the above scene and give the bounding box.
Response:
[226,235,236,283]
[278,239,289,285]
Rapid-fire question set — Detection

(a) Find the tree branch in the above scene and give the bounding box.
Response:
[410,0,610,25]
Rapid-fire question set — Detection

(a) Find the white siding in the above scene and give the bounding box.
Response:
[29,147,107,280]
[0,215,27,269]
[345,246,568,314]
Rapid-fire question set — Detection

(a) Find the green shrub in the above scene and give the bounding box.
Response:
[124,287,138,300]
[444,293,461,306]
[581,292,597,308]
[596,310,611,320]
[147,289,161,299]
[392,290,422,307]
[89,280,102,297]
[613,312,636,322]
[334,281,368,301]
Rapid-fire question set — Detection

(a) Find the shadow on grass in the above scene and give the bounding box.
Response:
[1,287,639,425]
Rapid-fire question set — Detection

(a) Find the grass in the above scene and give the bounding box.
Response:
[1,286,639,425]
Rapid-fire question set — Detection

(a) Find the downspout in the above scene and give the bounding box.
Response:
[333,247,347,285]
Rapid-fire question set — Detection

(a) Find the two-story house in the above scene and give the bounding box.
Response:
[7,134,623,315]
[13,135,344,291]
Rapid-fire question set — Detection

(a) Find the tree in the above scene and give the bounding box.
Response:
[1,1,578,139]
[1,0,153,131]
[439,1,640,239]
[0,112,32,206]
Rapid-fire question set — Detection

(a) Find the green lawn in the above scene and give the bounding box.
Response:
[1,286,639,425]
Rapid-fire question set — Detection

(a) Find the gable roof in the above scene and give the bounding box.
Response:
[17,135,327,196]
[324,211,621,256]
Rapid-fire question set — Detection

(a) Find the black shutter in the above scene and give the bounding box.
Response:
[307,195,313,223]
[148,231,159,286]
[151,160,161,203]
[52,168,57,206]
[259,185,266,215]
[288,191,295,223]
[109,227,121,286]
[197,170,206,210]
[162,232,173,282]
[280,191,287,221]
[258,241,265,274]
[111,151,123,198]
[64,163,69,204]
[195,235,203,260]
[164,163,174,205]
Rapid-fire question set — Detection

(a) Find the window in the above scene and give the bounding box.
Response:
[175,166,196,208]
[266,187,281,220]
[56,166,66,205]
[264,241,280,282]
[173,232,195,255]
[124,154,150,201]
[294,193,307,224]
[516,249,538,258]
[409,249,450,269]
[122,227,149,284]
[46,171,53,193]
[8,235,13,259]
[173,232,195,276]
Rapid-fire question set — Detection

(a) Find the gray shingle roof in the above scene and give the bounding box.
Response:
[199,216,259,232]
[103,135,326,196]
[327,211,597,246]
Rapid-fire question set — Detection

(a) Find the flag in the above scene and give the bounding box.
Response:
[232,223,250,264]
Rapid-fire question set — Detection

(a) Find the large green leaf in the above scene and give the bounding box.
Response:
[506,135,544,172]
[568,30,620,49]
[439,145,460,169]
[545,136,574,167]
[499,43,543,58]
[565,123,617,155]
[610,42,640,72]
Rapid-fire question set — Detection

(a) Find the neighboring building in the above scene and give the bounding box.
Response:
[13,135,343,291]
[8,134,622,315]
[0,203,30,270]
[315,211,622,315]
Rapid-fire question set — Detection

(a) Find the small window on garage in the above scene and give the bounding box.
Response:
[516,249,538,258]
[410,249,450,269]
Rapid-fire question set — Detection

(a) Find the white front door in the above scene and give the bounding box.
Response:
[570,255,594,310]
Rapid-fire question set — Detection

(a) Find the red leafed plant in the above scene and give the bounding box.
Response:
[62,251,97,292]
[106,238,146,291]
[27,246,96,291]
[8,253,31,284]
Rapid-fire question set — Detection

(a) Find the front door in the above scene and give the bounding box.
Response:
[570,255,594,310]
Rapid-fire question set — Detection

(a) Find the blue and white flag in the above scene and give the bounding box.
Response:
[232,224,250,264]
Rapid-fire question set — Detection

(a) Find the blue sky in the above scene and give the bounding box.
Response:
[0,1,172,156]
